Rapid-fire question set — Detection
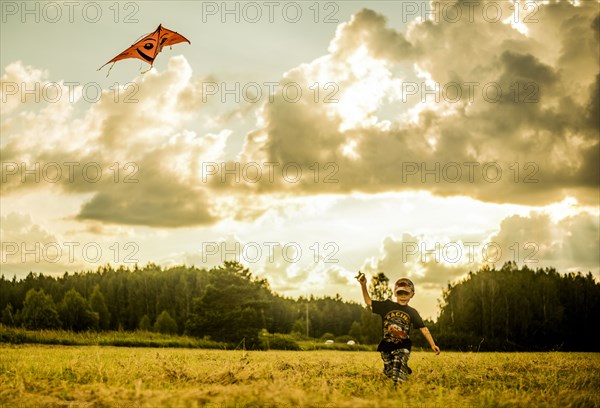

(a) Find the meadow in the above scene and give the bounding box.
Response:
[1,344,599,408]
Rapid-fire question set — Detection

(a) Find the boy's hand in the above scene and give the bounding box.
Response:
[431,344,441,355]
[355,271,366,285]
[357,271,372,306]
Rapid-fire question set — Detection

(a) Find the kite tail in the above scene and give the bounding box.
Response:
[106,62,115,77]
[97,62,115,77]
[140,64,154,74]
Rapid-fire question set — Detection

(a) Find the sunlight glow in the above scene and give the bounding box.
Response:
[334,46,402,131]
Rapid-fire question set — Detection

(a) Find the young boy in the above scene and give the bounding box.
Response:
[358,274,440,383]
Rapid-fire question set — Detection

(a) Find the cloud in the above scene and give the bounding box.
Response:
[261,257,355,298]
[361,233,471,290]
[1,57,230,228]
[1,61,49,116]
[0,212,87,276]
[163,234,244,269]
[328,8,415,62]
[2,2,598,231]
[488,211,599,274]
[163,234,355,298]
[361,209,599,292]
[231,1,599,206]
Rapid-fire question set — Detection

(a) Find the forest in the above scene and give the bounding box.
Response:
[1,261,598,351]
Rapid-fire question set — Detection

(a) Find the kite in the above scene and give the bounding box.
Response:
[99,24,190,75]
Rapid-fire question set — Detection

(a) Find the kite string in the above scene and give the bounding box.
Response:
[132,33,148,44]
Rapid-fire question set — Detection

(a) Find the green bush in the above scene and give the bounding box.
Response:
[320,333,335,341]
[0,326,227,349]
[261,333,301,350]
[0,326,27,343]
[154,311,178,334]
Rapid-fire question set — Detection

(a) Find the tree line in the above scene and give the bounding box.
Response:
[434,262,599,351]
[0,261,383,347]
[1,261,597,351]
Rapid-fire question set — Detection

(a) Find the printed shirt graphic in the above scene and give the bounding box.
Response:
[372,300,425,352]
[383,310,411,343]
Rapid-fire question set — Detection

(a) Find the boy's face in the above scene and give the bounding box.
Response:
[394,281,414,305]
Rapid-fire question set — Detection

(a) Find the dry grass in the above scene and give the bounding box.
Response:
[1,345,598,407]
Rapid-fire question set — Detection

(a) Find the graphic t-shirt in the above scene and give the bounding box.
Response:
[372,300,425,352]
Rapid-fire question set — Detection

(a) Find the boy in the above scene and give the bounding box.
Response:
[358,273,440,383]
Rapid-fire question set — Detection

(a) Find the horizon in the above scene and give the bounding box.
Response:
[3,259,598,324]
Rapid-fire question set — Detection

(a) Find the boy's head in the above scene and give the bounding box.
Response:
[394,278,414,305]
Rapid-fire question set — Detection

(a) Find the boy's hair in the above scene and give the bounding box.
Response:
[394,278,415,293]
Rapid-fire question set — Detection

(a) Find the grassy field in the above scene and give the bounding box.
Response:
[1,345,599,408]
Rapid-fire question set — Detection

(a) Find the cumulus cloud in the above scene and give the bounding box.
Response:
[2,1,598,231]
[0,212,87,276]
[229,1,599,205]
[362,233,473,290]
[488,211,599,274]
[261,257,355,299]
[361,209,599,293]
[163,234,244,269]
[1,61,50,116]
[163,233,355,297]
[1,57,231,227]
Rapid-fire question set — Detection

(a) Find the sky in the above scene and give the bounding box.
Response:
[1,0,599,319]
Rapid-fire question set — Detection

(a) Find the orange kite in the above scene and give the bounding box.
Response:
[99,24,190,73]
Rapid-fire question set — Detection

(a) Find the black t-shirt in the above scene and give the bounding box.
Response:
[372,300,425,352]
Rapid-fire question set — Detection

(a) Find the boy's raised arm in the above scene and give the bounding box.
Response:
[357,273,372,306]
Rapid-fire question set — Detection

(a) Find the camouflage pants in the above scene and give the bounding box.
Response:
[380,348,411,383]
